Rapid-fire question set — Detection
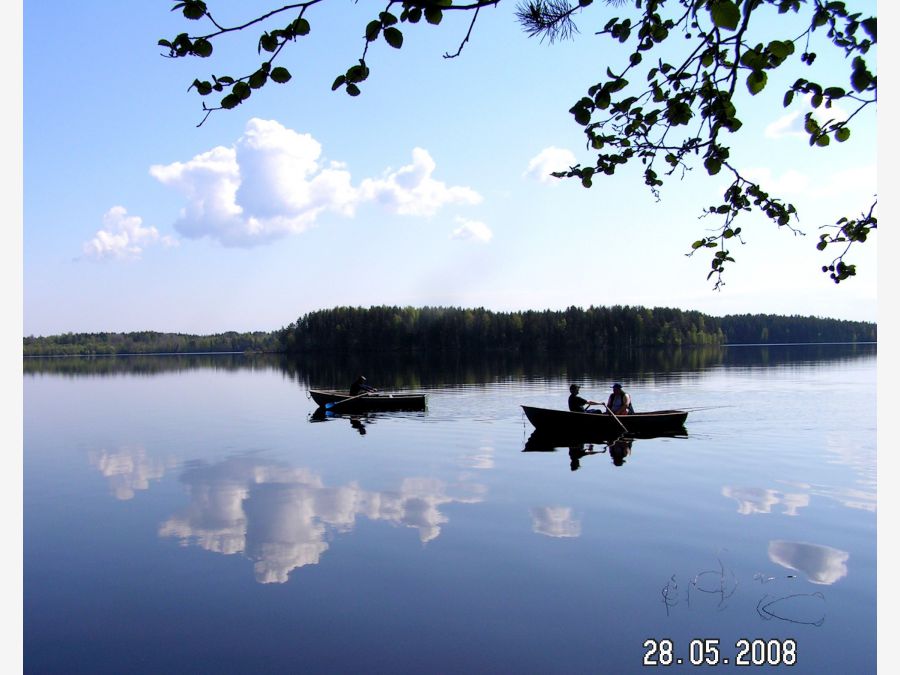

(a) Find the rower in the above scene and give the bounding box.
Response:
[350,375,378,396]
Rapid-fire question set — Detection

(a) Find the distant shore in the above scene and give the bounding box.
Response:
[23,305,877,357]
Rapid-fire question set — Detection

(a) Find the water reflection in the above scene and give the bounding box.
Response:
[308,408,428,435]
[530,506,581,538]
[88,445,177,500]
[523,432,681,470]
[24,342,876,386]
[767,540,849,585]
[158,455,486,583]
[721,486,810,516]
[308,408,374,435]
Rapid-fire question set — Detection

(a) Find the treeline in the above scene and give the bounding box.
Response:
[717,313,876,344]
[24,305,876,357]
[276,305,875,353]
[22,330,280,356]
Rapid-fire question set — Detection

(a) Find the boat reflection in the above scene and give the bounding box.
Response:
[308,407,427,434]
[308,407,374,435]
[522,429,687,470]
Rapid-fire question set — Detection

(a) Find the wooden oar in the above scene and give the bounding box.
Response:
[325,392,370,410]
[602,402,629,433]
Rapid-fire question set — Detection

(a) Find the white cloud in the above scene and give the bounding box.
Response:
[742,164,876,200]
[149,119,358,247]
[147,121,481,248]
[359,147,482,216]
[765,96,851,140]
[524,146,577,183]
[451,217,493,243]
[82,206,177,261]
[741,167,812,196]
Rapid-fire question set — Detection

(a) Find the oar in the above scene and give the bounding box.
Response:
[602,402,629,433]
[325,392,370,410]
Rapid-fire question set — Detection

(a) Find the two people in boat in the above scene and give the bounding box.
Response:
[568,383,634,414]
[350,375,378,396]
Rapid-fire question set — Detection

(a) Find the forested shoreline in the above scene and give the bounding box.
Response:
[23,305,877,356]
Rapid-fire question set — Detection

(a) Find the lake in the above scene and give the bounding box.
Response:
[23,344,876,673]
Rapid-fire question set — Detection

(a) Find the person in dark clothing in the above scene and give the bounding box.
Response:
[350,375,377,396]
[606,383,634,415]
[568,384,601,412]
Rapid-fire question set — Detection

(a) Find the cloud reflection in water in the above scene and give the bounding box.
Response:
[768,540,849,585]
[158,456,485,583]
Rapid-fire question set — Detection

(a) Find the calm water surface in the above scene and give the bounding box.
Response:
[24,345,876,673]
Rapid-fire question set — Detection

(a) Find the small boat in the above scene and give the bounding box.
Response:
[309,389,427,412]
[521,405,688,438]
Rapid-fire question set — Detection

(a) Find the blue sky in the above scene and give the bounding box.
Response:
[21,0,879,336]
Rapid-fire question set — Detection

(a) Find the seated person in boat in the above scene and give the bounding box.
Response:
[568,384,601,412]
[350,375,378,396]
[606,383,634,415]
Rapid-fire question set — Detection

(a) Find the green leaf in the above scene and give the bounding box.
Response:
[233,82,251,100]
[383,27,403,49]
[221,93,240,109]
[292,18,311,36]
[270,67,292,84]
[379,12,398,26]
[835,127,851,142]
[709,1,741,31]
[815,134,830,147]
[746,70,767,95]
[192,79,213,95]
[861,17,877,41]
[192,38,213,57]
[248,70,267,89]
[332,75,346,91]
[850,62,872,92]
[346,83,361,96]
[594,90,611,109]
[704,157,721,175]
[181,0,206,20]
[259,33,278,53]
[425,7,443,25]
[346,64,368,83]
[768,40,794,59]
[365,20,381,42]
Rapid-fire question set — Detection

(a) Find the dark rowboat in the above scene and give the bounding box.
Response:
[309,389,427,412]
[521,405,688,438]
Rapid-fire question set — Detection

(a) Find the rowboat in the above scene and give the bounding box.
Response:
[309,389,427,412]
[521,405,688,438]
